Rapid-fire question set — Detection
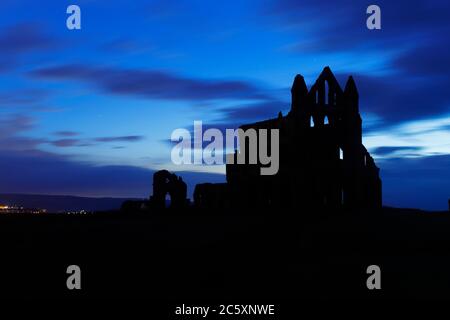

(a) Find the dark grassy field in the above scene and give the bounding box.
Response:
[0,207,449,301]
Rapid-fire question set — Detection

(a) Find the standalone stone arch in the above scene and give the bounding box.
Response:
[150,170,187,209]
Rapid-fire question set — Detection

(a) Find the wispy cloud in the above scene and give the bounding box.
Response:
[265,0,450,126]
[0,88,49,107]
[50,139,80,147]
[0,23,57,55]
[365,116,450,158]
[94,135,144,143]
[0,114,45,151]
[380,154,450,210]
[30,65,270,102]
[347,73,450,124]
[54,131,80,137]
[48,135,146,148]
[372,146,423,157]
[219,99,288,122]
[0,149,225,198]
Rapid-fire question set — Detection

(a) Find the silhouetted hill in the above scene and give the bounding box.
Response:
[0,193,139,212]
[0,206,449,300]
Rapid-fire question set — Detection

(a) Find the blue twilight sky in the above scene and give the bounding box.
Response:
[0,0,449,210]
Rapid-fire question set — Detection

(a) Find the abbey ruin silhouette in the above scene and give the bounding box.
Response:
[195,67,381,210]
[141,67,382,211]
[150,170,187,209]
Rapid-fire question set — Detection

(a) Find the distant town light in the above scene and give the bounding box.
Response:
[0,203,46,214]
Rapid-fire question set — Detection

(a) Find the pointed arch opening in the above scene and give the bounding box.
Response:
[165,193,171,208]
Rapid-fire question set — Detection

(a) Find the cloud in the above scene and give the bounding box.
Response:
[0,114,34,134]
[372,146,423,157]
[393,40,450,77]
[0,116,144,150]
[0,114,46,151]
[54,131,80,137]
[0,149,153,198]
[100,38,152,54]
[94,135,145,143]
[2,136,448,209]
[48,135,145,148]
[380,154,450,210]
[0,88,49,107]
[164,99,289,155]
[0,23,59,75]
[338,73,450,124]
[266,0,450,126]
[268,0,450,52]
[51,139,80,147]
[0,114,219,199]
[0,149,224,199]
[219,100,288,122]
[0,23,56,56]
[0,136,46,152]
[30,64,269,101]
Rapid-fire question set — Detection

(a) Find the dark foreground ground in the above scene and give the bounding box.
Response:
[0,207,449,304]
